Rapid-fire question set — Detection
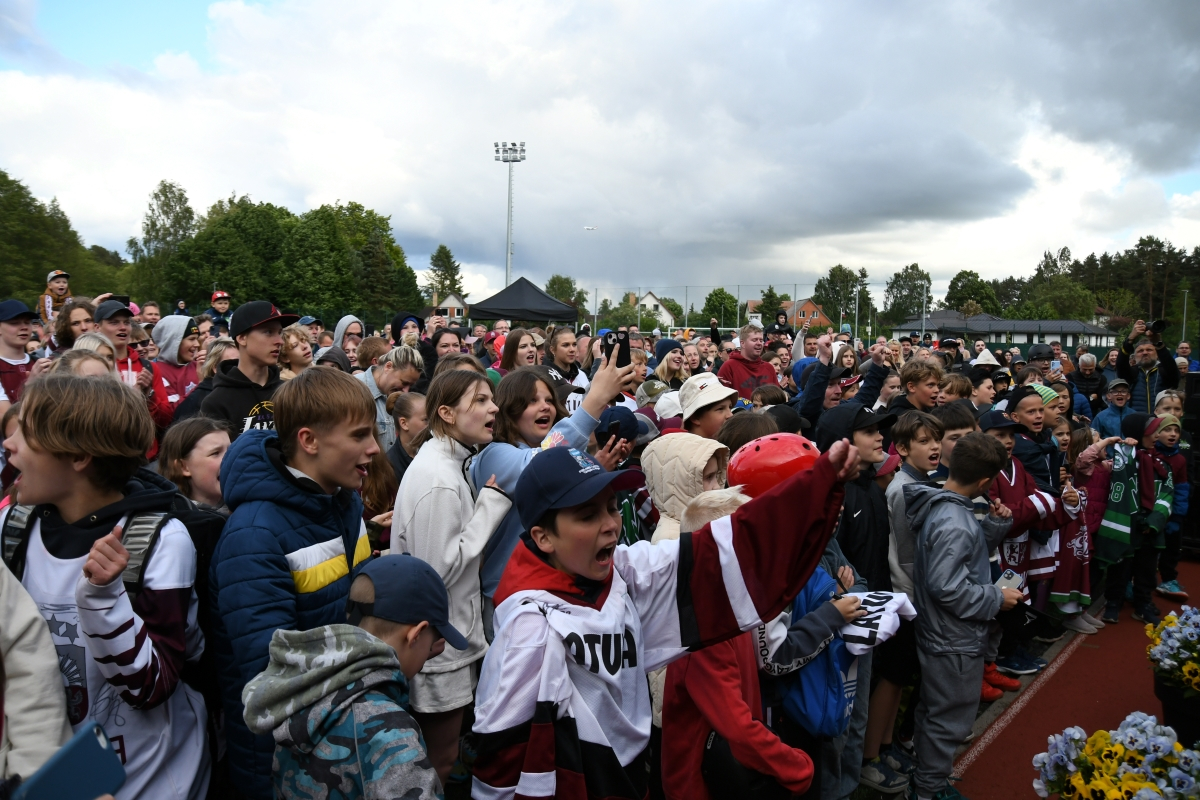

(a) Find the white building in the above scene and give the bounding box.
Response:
[628,291,677,328]
[892,310,1117,349]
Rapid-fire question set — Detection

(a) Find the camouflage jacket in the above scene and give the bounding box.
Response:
[242,625,442,800]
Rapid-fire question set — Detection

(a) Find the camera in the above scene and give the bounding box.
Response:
[1149,320,1168,334]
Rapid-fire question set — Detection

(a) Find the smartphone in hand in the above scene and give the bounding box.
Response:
[12,723,126,800]
[994,569,1023,592]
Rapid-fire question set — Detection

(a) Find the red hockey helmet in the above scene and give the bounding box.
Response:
[727,433,820,498]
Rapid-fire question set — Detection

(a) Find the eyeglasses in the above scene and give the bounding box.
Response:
[127,341,146,350]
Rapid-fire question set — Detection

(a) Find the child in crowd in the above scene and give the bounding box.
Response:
[151,315,202,419]
[470,438,860,799]
[157,416,232,512]
[1091,378,1133,444]
[202,301,298,438]
[860,411,943,791]
[1152,390,1192,602]
[2,374,210,799]
[1152,412,1188,595]
[906,432,1021,800]
[210,367,377,799]
[242,555,456,800]
[0,301,48,412]
[1097,413,1174,626]
[36,270,71,328]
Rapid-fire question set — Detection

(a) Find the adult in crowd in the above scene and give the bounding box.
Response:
[94,299,173,436]
[51,298,96,352]
[202,301,298,437]
[1175,340,1200,373]
[1049,341,1075,374]
[717,322,777,399]
[654,339,688,390]
[332,314,365,350]
[1117,319,1180,413]
[497,327,538,374]
[356,345,424,451]
[1068,352,1108,417]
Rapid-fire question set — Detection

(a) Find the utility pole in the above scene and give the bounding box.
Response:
[494,141,526,286]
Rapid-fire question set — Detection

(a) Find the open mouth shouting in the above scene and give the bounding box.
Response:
[595,542,616,567]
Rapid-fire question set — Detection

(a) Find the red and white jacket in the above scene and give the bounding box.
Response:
[471,455,845,800]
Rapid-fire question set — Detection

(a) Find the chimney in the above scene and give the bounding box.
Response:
[432,290,439,306]
[629,292,637,306]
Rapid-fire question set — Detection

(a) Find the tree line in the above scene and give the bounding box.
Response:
[6,166,1200,338]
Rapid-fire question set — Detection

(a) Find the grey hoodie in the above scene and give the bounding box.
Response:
[152,315,194,365]
[333,315,364,348]
[241,625,440,799]
[905,483,1010,656]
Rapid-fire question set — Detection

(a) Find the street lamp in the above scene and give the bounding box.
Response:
[494,141,526,286]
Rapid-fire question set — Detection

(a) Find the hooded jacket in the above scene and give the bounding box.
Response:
[151,315,200,415]
[391,434,511,674]
[241,626,439,800]
[1068,368,1108,415]
[1013,429,1062,495]
[172,375,214,423]
[210,430,372,799]
[1092,399,1135,442]
[905,483,1010,655]
[717,350,779,399]
[200,359,283,440]
[815,403,892,592]
[642,433,729,544]
[471,452,845,800]
[796,358,888,432]
[332,314,364,349]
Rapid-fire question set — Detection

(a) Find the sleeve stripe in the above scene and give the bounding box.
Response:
[471,778,513,800]
[1029,494,1047,518]
[709,516,761,630]
[515,771,556,797]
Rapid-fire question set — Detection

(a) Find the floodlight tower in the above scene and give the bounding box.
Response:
[494,141,526,286]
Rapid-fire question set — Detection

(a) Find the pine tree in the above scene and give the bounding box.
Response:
[424,244,466,302]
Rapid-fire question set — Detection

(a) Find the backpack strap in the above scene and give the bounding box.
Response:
[120,512,170,599]
[2,503,36,577]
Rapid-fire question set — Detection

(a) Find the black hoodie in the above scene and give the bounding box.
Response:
[814,404,893,591]
[200,359,283,440]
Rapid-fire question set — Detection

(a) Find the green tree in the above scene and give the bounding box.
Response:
[0,169,119,304]
[423,244,467,301]
[330,202,422,313]
[126,180,198,300]
[758,285,786,322]
[990,276,1026,308]
[277,205,363,312]
[942,270,1001,315]
[813,265,859,329]
[164,195,295,309]
[883,263,932,325]
[1002,300,1057,321]
[598,295,639,329]
[1040,275,1096,321]
[544,274,589,308]
[701,288,739,326]
[1096,288,1141,319]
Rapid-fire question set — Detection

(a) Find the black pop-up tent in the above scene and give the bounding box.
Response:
[468,276,579,322]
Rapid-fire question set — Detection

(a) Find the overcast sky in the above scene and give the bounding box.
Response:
[3,0,1200,307]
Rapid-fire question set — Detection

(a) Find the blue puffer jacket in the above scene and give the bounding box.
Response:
[209,429,371,799]
[1092,400,1135,450]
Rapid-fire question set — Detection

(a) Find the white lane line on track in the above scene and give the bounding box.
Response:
[952,632,1085,779]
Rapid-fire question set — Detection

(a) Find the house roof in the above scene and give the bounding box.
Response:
[897,311,1110,335]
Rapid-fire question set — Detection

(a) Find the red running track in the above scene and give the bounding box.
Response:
[954,558,1200,800]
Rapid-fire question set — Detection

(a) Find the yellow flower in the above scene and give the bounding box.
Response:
[1183,661,1200,680]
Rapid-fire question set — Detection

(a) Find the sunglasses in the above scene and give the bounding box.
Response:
[128,341,146,350]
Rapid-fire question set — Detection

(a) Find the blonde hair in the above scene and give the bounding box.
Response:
[50,350,116,377]
[939,373,973,400]
[378,345,425,374]
[19,373,153,491]
[434,352,486,377]
[196,338,236,381]
[418,368,490,448]
[72,332,115,355]
[273,366,376,459]
[280,324,314,371]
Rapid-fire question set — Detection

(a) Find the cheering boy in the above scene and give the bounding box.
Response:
[210,367,378,798]
[905,433,1021,800]
[471,440,861,800]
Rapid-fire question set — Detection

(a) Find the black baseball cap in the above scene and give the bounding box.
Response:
[515,446,645,531]
[229,300,299,339]
[0,300,36,322]
[94,299,133,322]
[978,410,1020,432]
[531,365,584,406]
[345,555,468,649]
[597,407,647,448]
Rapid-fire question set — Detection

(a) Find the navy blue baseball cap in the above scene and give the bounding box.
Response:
[346,554,468,649]
[515,446,644,531]
[0,300,35,322]
[298,315,322,326]
[596,407,646,447]
[978,410,1020,432]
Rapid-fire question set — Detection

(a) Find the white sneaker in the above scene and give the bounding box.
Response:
[1064,615,1098,635]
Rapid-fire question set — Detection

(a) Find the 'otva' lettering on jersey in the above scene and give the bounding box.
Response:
[563,628,639,675]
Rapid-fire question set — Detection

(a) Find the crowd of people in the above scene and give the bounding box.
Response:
[0,272,1193,800]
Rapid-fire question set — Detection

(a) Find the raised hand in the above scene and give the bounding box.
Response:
[817,334,833,364]
[83,525,128,587]
[826,438,862,483]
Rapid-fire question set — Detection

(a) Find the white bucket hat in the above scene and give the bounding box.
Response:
[679,372,739,422]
